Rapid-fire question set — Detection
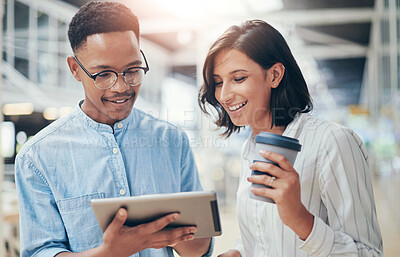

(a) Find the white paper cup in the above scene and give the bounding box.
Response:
[250,132,302,203]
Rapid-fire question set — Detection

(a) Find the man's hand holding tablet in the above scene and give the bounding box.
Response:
[98,209,197,256]
[91,191,222,239]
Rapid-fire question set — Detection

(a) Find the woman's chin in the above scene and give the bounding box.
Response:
[230,118,247,127]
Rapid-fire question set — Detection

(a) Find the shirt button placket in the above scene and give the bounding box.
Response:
[112,147,124,195]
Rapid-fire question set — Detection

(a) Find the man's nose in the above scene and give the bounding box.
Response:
[110,74,130,93]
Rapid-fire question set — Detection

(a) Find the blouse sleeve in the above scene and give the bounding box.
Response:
[299,126,384,257]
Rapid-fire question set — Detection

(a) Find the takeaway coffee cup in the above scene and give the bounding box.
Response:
[250,132,302,203]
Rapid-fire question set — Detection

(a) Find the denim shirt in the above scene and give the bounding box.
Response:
[15,103,213,257]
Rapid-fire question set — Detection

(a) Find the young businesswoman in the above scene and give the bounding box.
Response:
[199,19,383,257]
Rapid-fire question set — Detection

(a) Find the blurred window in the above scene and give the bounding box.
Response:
[37,11,49,86]
[14,1,29,77]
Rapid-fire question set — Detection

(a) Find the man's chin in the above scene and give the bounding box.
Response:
[109,108,133,121]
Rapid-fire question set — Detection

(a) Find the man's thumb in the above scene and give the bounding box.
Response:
[107,208,128,233]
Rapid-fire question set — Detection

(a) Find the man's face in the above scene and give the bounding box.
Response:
[68,31,143,126]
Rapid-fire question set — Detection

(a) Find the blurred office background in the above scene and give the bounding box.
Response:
[0,0,399,256]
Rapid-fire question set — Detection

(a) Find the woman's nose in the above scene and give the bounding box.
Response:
[218,83,233,104]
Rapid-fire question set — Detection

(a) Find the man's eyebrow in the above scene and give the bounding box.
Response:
[90,60,143,70]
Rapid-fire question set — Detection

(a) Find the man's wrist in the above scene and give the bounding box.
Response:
[93,244,111,257]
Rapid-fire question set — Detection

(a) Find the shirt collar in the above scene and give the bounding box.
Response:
[249,112,307,140]
[71,100,138,133]
[282,112,307,138]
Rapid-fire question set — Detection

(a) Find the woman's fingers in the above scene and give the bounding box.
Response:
[250,186,275,199]
[250,161,284,178]
[259,150,296,172]
[247,174,280,188]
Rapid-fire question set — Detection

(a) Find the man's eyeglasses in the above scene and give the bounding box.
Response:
[74,50,149,90]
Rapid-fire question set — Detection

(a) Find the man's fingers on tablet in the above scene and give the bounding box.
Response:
[147,213,180,232]
[148,226,195,246]
[153,230,195,249]
[169,233,195,245]
[152,234,194,249]
[168,226,196,239]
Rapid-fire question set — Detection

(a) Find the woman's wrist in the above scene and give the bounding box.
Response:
[288,206,314,241]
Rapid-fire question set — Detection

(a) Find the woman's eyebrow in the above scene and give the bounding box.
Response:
[213,69,248,77]
[230,69,248,74]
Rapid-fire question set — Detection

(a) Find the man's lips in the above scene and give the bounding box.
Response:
[103,92,135,104]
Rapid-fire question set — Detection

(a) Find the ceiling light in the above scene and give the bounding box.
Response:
[43,107,58,120]
[153,0,202,19]
[243,0,283,14]
[2,103,34,116]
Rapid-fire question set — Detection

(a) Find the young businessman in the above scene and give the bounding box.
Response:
[15,2,212,257]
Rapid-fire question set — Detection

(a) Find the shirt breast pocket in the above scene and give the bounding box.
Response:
[56,192,105,252]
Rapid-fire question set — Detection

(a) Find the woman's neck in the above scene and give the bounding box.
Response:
[251,125,286,136]
[249,113,286,136]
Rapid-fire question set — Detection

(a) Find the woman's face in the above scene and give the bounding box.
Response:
[213,48,274,132]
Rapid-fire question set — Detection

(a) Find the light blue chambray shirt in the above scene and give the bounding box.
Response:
[15,103,213,257]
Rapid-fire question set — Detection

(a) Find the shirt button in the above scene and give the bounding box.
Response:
[120,189,126,196]
[113,148,118,154]
[117,123,123,129]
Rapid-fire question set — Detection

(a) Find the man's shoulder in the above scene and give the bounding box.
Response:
[17,114,75,157]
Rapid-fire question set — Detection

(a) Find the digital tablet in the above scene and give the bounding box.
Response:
[90,191,222,238]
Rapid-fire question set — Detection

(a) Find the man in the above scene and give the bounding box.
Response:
[15,2,212,257]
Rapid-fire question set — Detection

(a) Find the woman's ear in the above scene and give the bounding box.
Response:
[270,62,285,88]
[67,56,82,82]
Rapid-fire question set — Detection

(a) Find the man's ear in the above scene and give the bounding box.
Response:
[67,56,82,82]
[269,62,285,89]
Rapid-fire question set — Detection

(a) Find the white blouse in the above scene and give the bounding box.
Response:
[231,113,384,257]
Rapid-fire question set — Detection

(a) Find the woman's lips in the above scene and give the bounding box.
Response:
[226,101,247,114]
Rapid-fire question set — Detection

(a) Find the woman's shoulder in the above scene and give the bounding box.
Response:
[298,113,366,155]
[298,113,348,136]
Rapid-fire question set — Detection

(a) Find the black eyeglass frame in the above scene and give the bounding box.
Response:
[74,50,150,90]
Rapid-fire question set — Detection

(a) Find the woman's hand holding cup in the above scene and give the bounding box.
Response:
[247,132,314,240]
[247,150,308,226]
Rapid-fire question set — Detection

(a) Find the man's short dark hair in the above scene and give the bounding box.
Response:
[68,1,139,52]
[199,19,313,137]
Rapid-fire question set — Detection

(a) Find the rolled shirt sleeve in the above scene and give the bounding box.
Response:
[300,127,383,257]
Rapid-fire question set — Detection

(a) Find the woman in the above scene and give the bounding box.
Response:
[199,20,383,257]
